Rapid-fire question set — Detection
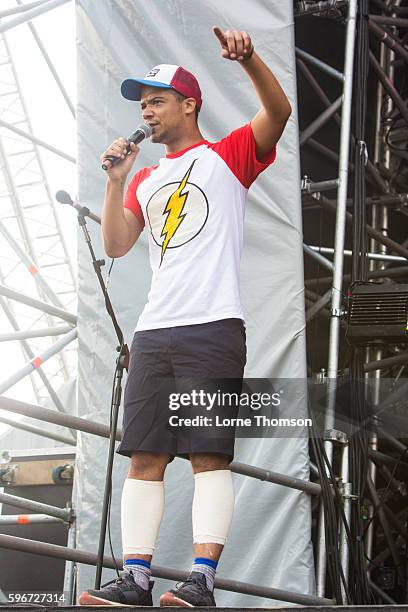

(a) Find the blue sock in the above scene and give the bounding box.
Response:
[191,557,218,591]
[124,558,151,591]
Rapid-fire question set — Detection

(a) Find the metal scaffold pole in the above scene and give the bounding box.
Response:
[315,0,358,599]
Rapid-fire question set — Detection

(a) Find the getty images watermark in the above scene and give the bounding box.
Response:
[161,380,314,437]
[158,377,408,439]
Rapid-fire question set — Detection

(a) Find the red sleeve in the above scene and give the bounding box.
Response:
[208,123,276,189]
[123,166,157,228]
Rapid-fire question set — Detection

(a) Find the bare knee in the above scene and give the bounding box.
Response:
[128,451,170,480]
[190,452,230,475]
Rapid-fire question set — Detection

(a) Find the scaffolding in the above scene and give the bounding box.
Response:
[296,0,408,604]
[0,0,78,600]
[0,0,408,607]
[0,1,76,408]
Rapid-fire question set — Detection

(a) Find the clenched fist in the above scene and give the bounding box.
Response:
[213,26,254,62]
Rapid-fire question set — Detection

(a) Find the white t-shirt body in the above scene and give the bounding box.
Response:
[124,123,276,332]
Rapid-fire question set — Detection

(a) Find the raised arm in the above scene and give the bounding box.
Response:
[213,27,292,159]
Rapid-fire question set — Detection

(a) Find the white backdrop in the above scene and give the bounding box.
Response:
[75,0,315,606]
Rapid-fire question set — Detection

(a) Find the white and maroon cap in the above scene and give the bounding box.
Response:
[121,64,202,110]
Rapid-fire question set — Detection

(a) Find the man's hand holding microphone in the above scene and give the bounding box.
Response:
[100,137,139,181]
[100,125,152,258]
[101,124,152,178]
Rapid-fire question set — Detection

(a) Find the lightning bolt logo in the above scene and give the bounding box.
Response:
[160,160,196,264]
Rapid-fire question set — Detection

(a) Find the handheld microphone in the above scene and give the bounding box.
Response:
[101,124,152,171]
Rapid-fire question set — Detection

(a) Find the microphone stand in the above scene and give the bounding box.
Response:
[56,189,102,224]
[74,202,129,589]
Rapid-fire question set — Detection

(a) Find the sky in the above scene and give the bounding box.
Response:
[0,0,76,435]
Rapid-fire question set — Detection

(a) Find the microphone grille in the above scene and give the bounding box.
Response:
[138,124,153,138]
[127,124,153,144]
[55,190,73,205]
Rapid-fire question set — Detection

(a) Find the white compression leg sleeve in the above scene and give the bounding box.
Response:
[121,478,165,556]
[192,470,234,545]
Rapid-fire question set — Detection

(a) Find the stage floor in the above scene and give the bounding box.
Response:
[2,606,408,611]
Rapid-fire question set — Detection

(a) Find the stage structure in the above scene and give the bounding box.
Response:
[0,0,78,603]
[0,20,77,407]
[296,0,408,605]
[0,0,407,608]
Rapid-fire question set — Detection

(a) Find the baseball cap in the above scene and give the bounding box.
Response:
[121,64,202,110]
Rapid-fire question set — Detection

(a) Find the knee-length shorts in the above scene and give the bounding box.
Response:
[116,318,246,462]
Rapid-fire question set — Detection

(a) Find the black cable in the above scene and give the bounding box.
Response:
[404,501,408,600]
[351,0,369,284]
[385,114,408,154]
[97,254,121,578]
[312,206,324,373]
[317,406,376,604]
[364,446,408,535]
[310,430,344,602]
[107,334,125,579]
[346,0,373,602]
[359,420,408,600]
[108,258,115,276]
[309,405,351,603]
[107,488,120,577]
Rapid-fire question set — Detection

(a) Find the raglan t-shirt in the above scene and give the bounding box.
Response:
[124,123,276,331]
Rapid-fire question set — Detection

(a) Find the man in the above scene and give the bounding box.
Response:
[79,26,291,608]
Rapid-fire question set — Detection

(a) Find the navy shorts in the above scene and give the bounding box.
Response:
[116,318,246,462]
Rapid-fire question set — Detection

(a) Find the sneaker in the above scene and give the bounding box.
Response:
[159,571,216,607]
[78,570,154,607]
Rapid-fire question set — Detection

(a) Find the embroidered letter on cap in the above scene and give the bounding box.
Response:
[146,68,160,78]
